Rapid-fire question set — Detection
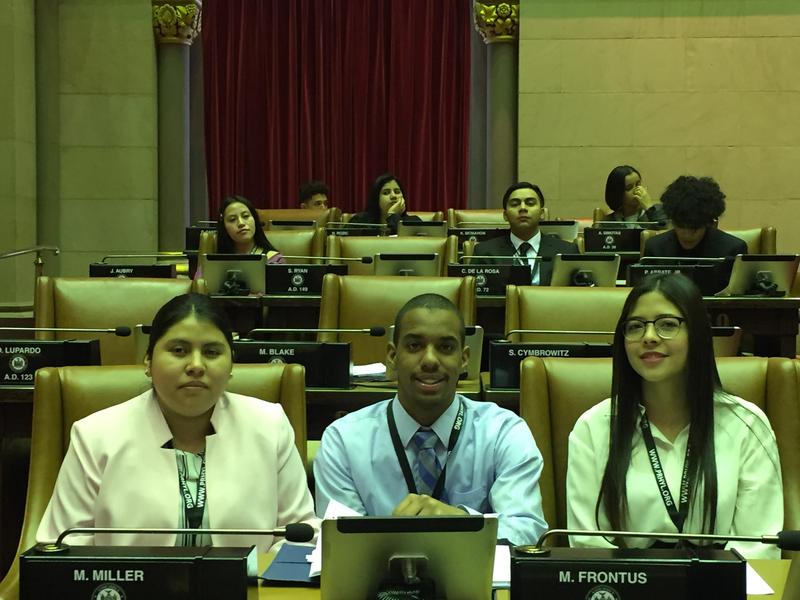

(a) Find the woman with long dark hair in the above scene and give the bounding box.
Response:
[601,165,667,226]
[216,195,283,262]
[348,173,422,234]
[567,273,782,558]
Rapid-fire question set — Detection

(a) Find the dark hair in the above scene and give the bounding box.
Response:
[502,182,546,210]
[604,165,641,212]
[216,195,277,254]
[393,293,465,346]
[661,176,726,229]
[598,273,718,540]
[299,180,329,205]
[145,293,234,359]
[364,173,407,222]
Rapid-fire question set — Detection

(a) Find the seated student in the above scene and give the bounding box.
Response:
[217,195,284,263]
[314,293,548,545]
[473,181,579,285]
[299,180,329,210]
[643,176,747,259]
[348,172,422,234]
[566,273,783,559]
[37,293,317,550]
[601,165,668,226]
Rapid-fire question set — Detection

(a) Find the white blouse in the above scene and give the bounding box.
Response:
[566,393,784,559]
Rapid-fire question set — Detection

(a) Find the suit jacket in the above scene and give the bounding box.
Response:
[37,390,317,551]
[473,233,580,285]
[643,227,748,259]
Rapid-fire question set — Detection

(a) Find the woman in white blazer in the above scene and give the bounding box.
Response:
[37,293,316,551]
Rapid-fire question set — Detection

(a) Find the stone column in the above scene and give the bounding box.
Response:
[473,2,519,206]
[152,0,202,251]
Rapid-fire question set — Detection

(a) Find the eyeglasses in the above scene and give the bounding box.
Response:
[622,316,685,340]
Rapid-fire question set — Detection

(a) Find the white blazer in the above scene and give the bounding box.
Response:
[37,390,317,551]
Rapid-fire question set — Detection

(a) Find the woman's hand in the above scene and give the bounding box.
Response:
[386,197,406,216]
[633,185,654,209]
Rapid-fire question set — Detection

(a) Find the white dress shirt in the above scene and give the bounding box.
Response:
[510,230,542,285]
[566,392,783,559]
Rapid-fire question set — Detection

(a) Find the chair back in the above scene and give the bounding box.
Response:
[34,277,200,365]
[317,274,475,365]
[407,211,444,222]
[505,286,630,343]
[0,363,305,598]
[519,356,796,534]
[728,227,777,255]
[255,207,341,229]
[326,235,458,276]
[198,229,325,264]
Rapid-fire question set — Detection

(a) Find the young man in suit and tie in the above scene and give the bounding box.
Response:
[474,181,579,285]
[313,293,548,545]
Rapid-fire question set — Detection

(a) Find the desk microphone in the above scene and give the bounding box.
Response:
[459,255,547,262]
[504,328,614,338]
[276,255,374,264]
[591,220,668,228]
[0,326,132,337]
[529,527,800,552]
[247,326,386,338]
[326,222,388,229]
[40,522,315,552]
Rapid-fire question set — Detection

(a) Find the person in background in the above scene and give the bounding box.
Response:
[566,273,782,559]
[37,293,317,550]
[473,181,578,285]
[348,172,422,234]
[216,195,284,263]
[299,180,329,210]
[602,165,668,226]
[314,293,548,545]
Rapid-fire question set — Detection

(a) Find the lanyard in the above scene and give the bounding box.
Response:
[387,399,465,501]
[178,452,207,531]
[639,414,692,533]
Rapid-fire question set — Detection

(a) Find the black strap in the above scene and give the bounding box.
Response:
[178,452,206,532]
[387,399,465,501]
[640,414,692,533]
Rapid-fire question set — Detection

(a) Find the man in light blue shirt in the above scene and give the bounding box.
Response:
[313,293,548,545]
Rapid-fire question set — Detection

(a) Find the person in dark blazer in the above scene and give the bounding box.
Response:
[473,181,579,285]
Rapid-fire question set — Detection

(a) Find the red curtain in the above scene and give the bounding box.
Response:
[202,0,471,216]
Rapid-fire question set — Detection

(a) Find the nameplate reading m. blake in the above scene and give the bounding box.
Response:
[89,264,177,278]
[447,264,530,295]
[511,547,745,600]
[233,340,350,388]
[489,341,612,389]
[266,264,347,295]
[0,340,101,386]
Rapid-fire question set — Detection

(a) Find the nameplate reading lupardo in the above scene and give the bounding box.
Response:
[0,340,101,385]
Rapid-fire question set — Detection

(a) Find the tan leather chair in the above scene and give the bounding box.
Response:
[407,211,444,222]
[640,226,777,255]
[447,207,550,228]
[519,356,797,536]
[317,274,476,365]
[198,229,325,264]
[34,277,203,365]
[504,285,631,343]
[326,235,458,276]
[592,207,609,224]
[255,207,341,229]
[0,363,306,599]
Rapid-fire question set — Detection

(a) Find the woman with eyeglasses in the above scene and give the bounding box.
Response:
[566,273,783,558]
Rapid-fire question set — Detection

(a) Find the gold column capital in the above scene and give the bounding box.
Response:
[152,0,202,46]
[473,1,519,45]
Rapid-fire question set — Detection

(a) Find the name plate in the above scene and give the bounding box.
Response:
[584,227,642,253]
[21,544,252,600]
[0,340,101,386]
[447,264,530,295]
[266,264,347,295]
[489,341,612,389]
[511,547,745,600]
[449,227,508,247]
[233,340,350,388]
[327,226,383,237]
[89,264,177,278]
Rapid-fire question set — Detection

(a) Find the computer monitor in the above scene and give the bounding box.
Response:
[717,254,800,296]
[539,220,579,242]
[631,256,731,296]
[550,253,620,287]
[372,253,441,276]
[202,254,265,295]
[321,516,497,600]
[397,221,448,237]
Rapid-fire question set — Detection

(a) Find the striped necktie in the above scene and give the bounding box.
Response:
[518,241,540,283]
[411,428,442,497]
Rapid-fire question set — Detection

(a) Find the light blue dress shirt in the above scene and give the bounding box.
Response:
[313,395,548,545]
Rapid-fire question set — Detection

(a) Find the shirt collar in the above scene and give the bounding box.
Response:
[510,229,542,252]
[391,395,461,449]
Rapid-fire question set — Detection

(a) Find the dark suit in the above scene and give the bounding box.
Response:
[473,233,580,285]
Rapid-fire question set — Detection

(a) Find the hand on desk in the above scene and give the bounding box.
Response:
[392,493,467,516]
